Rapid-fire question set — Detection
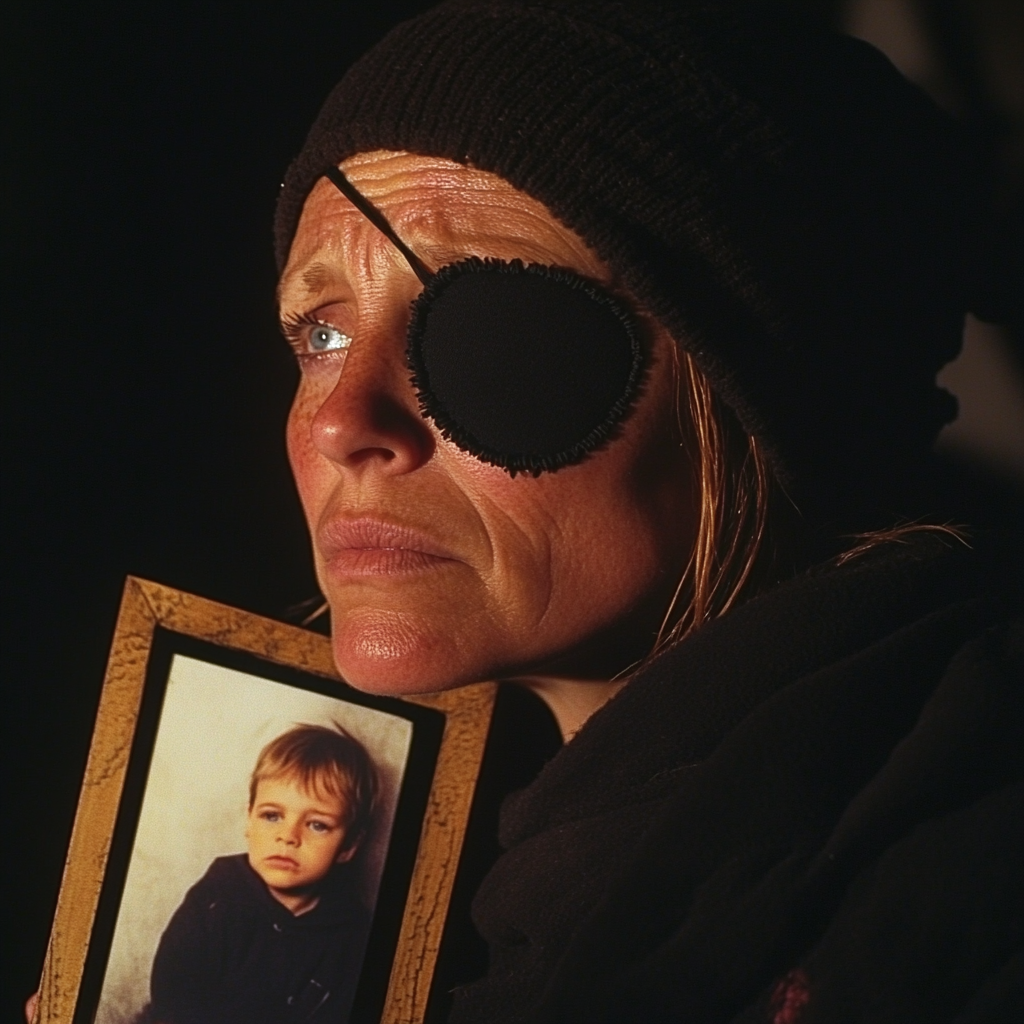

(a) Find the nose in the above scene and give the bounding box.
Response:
[308,326,434,475]
[276,819,302,846]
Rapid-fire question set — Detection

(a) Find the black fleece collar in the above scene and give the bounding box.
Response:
[500,533,990,846]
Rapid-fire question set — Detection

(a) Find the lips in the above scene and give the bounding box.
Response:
[264,855,299,869]
[318,517,460,577]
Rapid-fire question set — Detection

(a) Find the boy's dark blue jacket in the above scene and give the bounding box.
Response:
[150,853,370,1024]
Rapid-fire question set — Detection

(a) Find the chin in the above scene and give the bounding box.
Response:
[330,608,482,695]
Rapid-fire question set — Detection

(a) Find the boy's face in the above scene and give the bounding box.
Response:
[246,775,355,898]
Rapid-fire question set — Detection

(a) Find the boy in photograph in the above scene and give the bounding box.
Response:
[147,723,378,1024]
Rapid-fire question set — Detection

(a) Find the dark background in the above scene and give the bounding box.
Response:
[4,3,441,1014]
[4,1,1022,1018]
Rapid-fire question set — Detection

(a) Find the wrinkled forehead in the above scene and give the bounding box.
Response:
[278,150,612,303]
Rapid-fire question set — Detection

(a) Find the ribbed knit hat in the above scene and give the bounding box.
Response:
[274,0,977,517]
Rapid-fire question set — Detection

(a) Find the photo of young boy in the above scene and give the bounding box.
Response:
[145,723,378,1024]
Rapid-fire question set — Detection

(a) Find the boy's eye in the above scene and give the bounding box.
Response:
[308,820,332,834]
[260,810,282,822]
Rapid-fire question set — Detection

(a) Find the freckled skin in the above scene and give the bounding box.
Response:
[280,150,695,704]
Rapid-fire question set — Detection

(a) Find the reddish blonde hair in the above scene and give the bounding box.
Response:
[653,349,772,653]
[653,349,964,656]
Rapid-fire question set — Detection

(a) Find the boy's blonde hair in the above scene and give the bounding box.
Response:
[249,723,378,850]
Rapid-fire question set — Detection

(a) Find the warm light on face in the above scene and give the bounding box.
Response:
[279,150,696,695]
[245,775,354,903]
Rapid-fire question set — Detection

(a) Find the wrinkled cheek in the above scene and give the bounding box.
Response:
[286,384,329,529]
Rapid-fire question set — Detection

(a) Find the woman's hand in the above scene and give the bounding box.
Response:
[24,992,38,1023]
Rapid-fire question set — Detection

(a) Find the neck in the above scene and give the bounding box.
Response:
[268,887,321,916]
[515,676,628,742]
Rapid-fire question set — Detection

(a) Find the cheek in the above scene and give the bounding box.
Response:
[535,473,678,612]
[310,836,341,868]
[523,401,693,621]
[464,441,687,636]
[287,380,330,525]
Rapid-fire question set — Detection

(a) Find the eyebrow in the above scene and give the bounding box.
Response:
[274,260,338,307]
[300,261,335,294]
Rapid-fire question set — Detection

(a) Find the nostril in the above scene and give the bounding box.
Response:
[349,446,397,465]
[310,384,434,472]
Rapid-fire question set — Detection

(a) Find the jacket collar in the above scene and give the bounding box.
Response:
[500,533,984,846]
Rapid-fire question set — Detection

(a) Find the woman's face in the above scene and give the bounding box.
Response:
[280,151,694,695]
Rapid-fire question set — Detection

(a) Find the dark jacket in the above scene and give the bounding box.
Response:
[150,854,370,1024]
[451,534,1023,1023]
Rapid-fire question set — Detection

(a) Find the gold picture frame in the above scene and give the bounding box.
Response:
[35,577,497,1024]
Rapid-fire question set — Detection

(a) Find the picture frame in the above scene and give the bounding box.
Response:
[35,577,497,1024]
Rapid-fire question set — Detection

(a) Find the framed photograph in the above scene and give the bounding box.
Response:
[35,577,497,1024]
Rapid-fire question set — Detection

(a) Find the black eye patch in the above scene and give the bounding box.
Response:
[321,166,645,476]
[407,258,644,475]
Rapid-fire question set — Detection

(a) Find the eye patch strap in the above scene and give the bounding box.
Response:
[323,166,435,286]
[320,166,645,478]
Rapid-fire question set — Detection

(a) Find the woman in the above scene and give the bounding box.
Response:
[270,3,1021,1021]
[27,1,1021,1022]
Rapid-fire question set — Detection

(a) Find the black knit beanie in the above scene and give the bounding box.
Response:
[274,0,979,518]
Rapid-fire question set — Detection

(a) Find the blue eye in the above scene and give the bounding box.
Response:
[309,324,352,352]
[281,312,354,357]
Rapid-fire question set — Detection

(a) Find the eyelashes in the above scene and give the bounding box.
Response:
[280,310,353,359]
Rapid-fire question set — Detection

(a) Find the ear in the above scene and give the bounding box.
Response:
[335,838,359,864]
